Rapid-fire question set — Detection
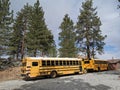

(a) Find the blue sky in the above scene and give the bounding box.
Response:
[10,0,120,59]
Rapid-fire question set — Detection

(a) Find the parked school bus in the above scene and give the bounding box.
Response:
[21,57,83,78]
[82,58,108,73]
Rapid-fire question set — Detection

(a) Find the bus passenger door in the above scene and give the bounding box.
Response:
[30,61,39,77]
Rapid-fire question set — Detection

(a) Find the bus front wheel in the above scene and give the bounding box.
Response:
[83,69,87,74]
[50,71,57,78]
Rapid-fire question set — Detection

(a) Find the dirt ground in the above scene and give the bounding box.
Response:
[0,67,120,82]
[0,67,21,82]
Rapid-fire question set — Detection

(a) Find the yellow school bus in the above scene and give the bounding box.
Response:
[21,57,83,78]
[82,58,108,73]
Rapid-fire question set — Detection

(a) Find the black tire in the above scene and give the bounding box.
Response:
[79,66,82,72]
[84,69,87,74]
[98,67,101,72]
[50,71,57,78]
[75,72,79,74]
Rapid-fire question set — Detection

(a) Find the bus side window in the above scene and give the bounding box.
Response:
[76,61,78,65]
[60,61,62,66]
[42,60,46,66]
[73,61,75,65]
[63,61,66,66]
[55,61,59,66]
[70,61,72,65]
[47,61,50,66]
[67,61,69,65]
[32,62,38,66]
[84,61,90,64]
[51,61,55,66]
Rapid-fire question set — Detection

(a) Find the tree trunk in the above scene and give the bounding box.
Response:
[86,45,90,60]
[92,46,95,59]
[16,53,19,60]
[21,19,27,59]
[21,38,24,59]
[34,49,37,57]
[86,27,91,60]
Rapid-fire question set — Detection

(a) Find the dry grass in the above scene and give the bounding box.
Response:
[0,67,21,82]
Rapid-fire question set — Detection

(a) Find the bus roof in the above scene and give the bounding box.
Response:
[24,57,82,61]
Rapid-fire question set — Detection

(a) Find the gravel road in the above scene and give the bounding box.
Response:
[0,70,120,90]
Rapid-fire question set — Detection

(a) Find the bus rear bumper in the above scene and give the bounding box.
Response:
[21,73,30,78]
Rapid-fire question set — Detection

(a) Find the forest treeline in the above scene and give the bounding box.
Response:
[0,0,107,60]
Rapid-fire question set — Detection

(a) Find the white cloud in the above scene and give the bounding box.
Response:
[97,51,120,60]
[93,0,120,59]
[10,0,34,12]
[40,0,83,45]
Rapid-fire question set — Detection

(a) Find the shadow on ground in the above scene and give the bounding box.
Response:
[14,78,111,90]
[22,73,82,81]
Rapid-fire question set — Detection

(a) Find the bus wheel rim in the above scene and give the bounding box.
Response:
[51,71,57,78]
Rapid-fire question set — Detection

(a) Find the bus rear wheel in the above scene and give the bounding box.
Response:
[50,71,57,78]
[98,67,101,72]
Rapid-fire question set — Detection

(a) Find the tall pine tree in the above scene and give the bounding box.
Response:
[48,43,57,57]
[76,0,106,59]
[27,0,55,57]
[59,14,77,57]
[0,0,13,57]
[10,3,32,59]
[118,0,120,8]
